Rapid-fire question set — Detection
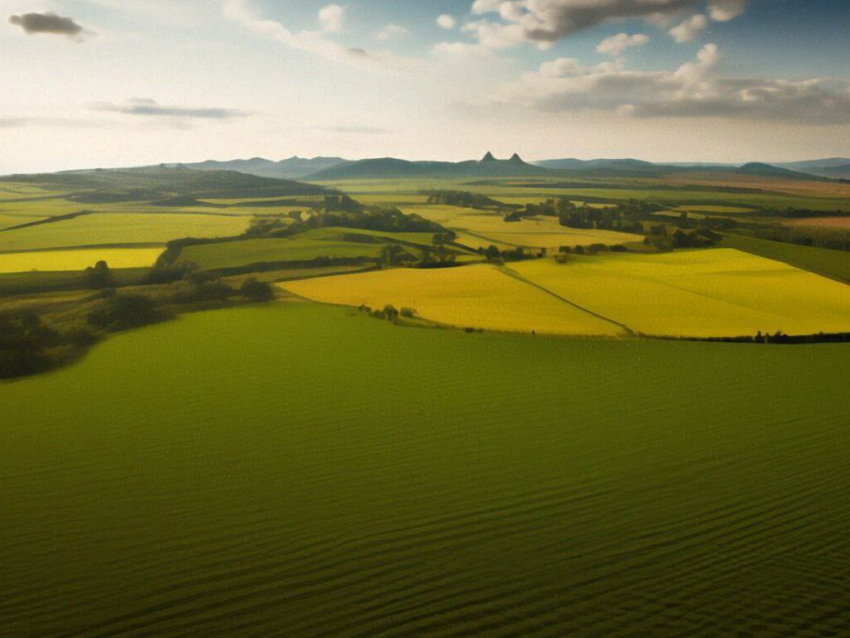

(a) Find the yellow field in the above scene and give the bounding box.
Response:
[402,206,640,250]
[280,264,623,336]
[0,247,163,274]
[512,249,850,338]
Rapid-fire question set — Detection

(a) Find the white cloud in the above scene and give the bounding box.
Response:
[92,97,251,120]
[596,33,649,56]
[669,14,709,42]
[437,14,457,30]
[496,44,850,125]
[223,0,412,70]
[708,0,747,21]
[375,23,408,41]
[318,4,344,33]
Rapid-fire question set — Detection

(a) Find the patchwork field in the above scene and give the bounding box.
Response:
[0,213,249,252]
[721,234,850,282]
[176,228,456,271]
[0,213,48,230]
[281,263,624,336]
[513,249,850,337]
[1,304,849,637]
[0,247,163,274]
[403,206,641,250]
[179,236,385,270]
[785,216,850,229]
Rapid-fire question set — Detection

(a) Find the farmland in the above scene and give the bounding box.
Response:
[720,234,850,282]
[2,303,849,637]
[0,213,249,252]
[401,205,642,250]
[282,263,625,336]
[0,247,162,274]
[512,250,850,337]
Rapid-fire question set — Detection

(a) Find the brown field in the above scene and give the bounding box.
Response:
[784,216,850,229]
[663,173,850,198]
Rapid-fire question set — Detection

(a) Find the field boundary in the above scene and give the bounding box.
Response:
[498,263,635,336]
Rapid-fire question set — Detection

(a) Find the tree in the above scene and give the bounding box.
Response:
[85,260,113,289]
[380,244,407,266]
[240,278,274,302]
[485,245,501,262]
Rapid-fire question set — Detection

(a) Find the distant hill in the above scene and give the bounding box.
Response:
[811,164,850,180]
[176,156,350,180]
[1,166,331,203]
[534,158,654,171]
[770,158,850,180]
[307,152,547,180]
[534,157,834,180]
[734,163,817,180]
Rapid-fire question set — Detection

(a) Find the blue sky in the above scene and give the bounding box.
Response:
[1,0,849,173]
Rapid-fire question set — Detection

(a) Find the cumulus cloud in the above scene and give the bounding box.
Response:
[318,4,344,33]
[92,98,250,120]
[8,12,85,40]
[708,0,747,21]
[437,15,457,30]
[596,33,649,56]
[465,0,748,48]
[375,23,408,41]
[669,14,709,42]
[497,44,850,125]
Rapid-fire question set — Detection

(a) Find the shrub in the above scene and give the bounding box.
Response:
[87,295,164,331]
[240,278,275,303]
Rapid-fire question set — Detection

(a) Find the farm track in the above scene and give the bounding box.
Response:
[499,263,636,336]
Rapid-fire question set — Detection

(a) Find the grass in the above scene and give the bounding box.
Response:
[1,303,849,636]
[0,213,48,229]
[721,233,850,282]
[512,249,850,337]
[281,263,624,336]
[177,228,471,271]
[0,213,249,252]
[0,247,163,274]
[179,235,384,270]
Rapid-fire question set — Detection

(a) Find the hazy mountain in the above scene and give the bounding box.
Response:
[734,163,817,179]
[534,158,654,171]
[306,153,547,180]
[769,158,850,179]
[773,158,850,171]
[177,156,349,180]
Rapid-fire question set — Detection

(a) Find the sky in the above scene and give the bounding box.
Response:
[1,0,849,173]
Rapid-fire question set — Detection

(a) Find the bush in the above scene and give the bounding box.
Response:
[240,278,275,303]
[87,295,165,331]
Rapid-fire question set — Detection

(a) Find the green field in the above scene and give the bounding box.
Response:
[721,233,850,282]
[179,236,385,270]
[1,303,849,637]
[513,250,850,337]
[0,213,249,252]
